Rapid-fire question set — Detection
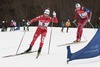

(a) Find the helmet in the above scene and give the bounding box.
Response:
[44,9,50,15]
[75,3,81,8]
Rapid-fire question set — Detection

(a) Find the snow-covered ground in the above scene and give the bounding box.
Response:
[0,27,100,67]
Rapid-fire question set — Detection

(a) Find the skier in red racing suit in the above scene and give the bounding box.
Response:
[73,3,92,42]
[24,9,58,55]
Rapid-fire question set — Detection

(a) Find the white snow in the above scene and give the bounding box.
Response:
[0,27,100,67]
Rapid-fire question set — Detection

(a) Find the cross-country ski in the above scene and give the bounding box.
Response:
[2,50,37,58]
[57,41,87,47]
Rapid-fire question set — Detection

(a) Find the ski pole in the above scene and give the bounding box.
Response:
[88,21,96,31]
[88,12,96,31]
[16,31,26,54]
[48,22,53,54]
[88,22,95,29]
[73,22,87,41]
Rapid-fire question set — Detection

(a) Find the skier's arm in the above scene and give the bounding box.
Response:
[52,17,58,23]
[84,8,92,22]
[88,11,92,20]
[26,17,38,26]
[30,16,39,24]
[26,16,39,26]
[52,11,58,23]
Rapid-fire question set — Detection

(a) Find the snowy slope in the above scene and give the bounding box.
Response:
[0,27,100,67]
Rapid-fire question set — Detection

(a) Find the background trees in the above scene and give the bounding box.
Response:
[0,0,100,27]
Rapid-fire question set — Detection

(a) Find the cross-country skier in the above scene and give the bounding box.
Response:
[24,9,58,57]
[73,3,92,42]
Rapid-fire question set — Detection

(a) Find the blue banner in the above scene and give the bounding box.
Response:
[67,27,100,62]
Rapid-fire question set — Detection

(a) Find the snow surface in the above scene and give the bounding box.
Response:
[0,27,100,67]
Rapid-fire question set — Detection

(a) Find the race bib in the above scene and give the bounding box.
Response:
[39,21,49,27]
[79,12,88,18]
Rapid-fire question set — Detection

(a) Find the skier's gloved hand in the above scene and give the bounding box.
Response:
[88,19,90,22]
[73,20,76,23]
[26,22,30,26]
[53,11,56,17]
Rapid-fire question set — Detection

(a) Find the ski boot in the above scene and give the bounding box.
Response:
[36,47,42,58]
[24,45,32,53]
[73,38,81,42]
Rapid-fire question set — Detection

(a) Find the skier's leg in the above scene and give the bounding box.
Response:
[76,23,82,41]
[30,28,41,46]
[75,19,88,42]
[74,20,83,42]
[80,19,88,40]
[82,18,88,27]
[24,28,41,53]
[37,29,47,55]
[79,19,88,40]
[78,24,83,41]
